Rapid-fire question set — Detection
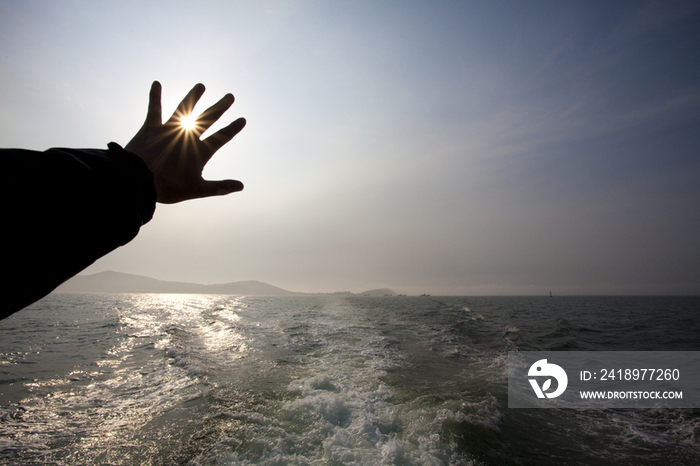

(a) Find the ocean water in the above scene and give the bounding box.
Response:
[0,294,699,465]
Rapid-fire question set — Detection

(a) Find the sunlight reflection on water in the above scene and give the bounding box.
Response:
[0,293,253,464]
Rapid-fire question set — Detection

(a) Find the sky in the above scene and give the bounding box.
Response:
[2,0,699,295]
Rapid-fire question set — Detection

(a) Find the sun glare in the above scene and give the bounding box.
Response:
[180,114,197,131]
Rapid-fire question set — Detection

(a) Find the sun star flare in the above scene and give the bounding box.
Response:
[180,114,197,131]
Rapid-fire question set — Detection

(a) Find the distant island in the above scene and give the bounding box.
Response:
[56,271,396,297]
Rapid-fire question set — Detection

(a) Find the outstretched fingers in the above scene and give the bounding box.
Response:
[195,93,235,133]
[129,81,247,203]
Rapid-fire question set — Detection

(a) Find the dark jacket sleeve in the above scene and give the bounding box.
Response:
[1,143,157,319]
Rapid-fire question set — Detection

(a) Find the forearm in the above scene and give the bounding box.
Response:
[1,144,157,318]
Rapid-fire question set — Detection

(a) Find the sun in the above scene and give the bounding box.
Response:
[180,114,197,131]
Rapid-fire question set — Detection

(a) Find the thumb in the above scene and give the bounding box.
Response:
[201,179,244,198]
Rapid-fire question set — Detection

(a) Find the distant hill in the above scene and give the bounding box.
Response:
[359,288,396,297]
[56,271,397,297]
[56,271,296,295]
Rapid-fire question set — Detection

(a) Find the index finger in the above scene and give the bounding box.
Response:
[202,117,247,156]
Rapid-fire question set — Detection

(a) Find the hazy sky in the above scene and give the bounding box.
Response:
[2,0,699,295]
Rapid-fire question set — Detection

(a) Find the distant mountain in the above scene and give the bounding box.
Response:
[56,271,296,295]
[56,271,397,297]
[359,288,397,297]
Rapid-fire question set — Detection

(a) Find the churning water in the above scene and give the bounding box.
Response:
[1,294,699,465]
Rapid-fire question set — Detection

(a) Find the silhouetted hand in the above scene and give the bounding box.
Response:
[126,81,246,203]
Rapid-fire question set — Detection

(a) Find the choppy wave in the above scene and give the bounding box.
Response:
[1,294,699,465]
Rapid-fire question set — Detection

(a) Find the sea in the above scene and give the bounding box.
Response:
[0,293,699,465]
